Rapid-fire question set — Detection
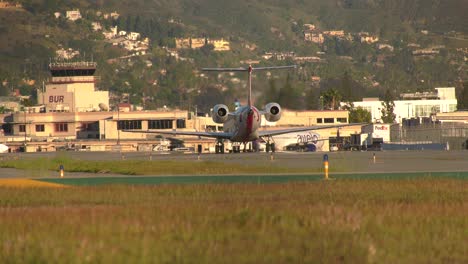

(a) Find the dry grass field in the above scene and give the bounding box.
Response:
[0,179,467,263]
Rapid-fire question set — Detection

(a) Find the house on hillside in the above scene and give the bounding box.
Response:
[208,39,230,51]
[0,1,22,8]
[66,10,82,21]
[92,22,102,31]
[304,31,324,44]
[127,32,141,41]
[323,30,345,37]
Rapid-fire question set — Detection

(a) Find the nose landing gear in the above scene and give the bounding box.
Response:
[261,136,276,153]
[215,139,225,154]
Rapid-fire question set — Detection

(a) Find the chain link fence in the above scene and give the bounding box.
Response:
[390,123,468,150]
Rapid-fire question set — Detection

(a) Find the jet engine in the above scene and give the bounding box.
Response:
[264,103,282,122]
[212,104,229,123]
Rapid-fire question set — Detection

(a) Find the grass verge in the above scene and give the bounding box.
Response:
[0,155,321,176]
[0,179,467,263]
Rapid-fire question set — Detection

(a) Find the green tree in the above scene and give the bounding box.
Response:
[381,89,396,123]
[265,79,278,103]
[278,74,302,110]
[349,106,372,123]
[320,88,342,110]
[340,71,353,102]
[457,82,468,110]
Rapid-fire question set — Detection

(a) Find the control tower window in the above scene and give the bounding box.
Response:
[148,120,173,129]
[176,119,186,128]
[118,120,142,130]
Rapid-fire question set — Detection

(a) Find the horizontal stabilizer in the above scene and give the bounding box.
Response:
[202,65,296,72]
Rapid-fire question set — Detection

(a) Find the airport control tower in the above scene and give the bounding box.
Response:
[38,61,109,112]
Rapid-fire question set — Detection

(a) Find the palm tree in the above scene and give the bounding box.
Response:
[321,88,342,110]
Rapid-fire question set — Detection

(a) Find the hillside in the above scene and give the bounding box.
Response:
[0,0,467,111]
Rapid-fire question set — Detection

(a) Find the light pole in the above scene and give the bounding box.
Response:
[117,103,120,146]
[23,110,27,145]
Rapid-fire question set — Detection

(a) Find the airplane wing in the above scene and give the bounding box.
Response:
[122,129,233,140]
[252,65,297,71]
[257,123,365,137]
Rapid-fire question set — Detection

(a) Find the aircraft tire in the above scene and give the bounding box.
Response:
[271,143,276,152]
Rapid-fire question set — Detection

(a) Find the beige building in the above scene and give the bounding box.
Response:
[267,110,348,127]
[0,108,356,152]
[37,62,109,112]
[436,111,468,124]
[176,37,230,51]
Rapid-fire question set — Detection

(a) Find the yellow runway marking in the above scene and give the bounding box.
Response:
[0,179,66,188]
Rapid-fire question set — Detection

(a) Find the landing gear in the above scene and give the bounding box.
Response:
[266,142,275,153]
[262,137,276,153]
[215,140,225,154]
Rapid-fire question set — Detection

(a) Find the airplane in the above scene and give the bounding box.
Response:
[124,65,365,153]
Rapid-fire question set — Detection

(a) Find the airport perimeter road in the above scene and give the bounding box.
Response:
[0,150,467,178]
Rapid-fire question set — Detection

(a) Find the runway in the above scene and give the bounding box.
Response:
[0,150,467,184]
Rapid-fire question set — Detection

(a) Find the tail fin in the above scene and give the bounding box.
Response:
[202,64,296,109]
[248,65,252,108]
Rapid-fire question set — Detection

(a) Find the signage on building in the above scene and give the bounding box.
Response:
[372,124,391,142]
[49,95,65,103]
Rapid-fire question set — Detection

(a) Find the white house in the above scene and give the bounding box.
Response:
[127,32,141,41]
[66,10,81,21]
[347,87,458,123]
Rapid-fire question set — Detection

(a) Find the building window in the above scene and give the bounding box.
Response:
[55,123,68,132]
[317,118,323,124]
[176,119,186,128]
[36,124,45,132]
[81,122,98,131]
[148,120,173,129]
[19,125,26,133]
[324,118,334,123]
[118,120,142,130]
[336,118,347,123]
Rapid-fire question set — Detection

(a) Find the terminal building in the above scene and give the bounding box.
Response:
[350,87,458,123]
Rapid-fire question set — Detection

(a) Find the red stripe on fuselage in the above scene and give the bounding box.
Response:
[246,109,254,140]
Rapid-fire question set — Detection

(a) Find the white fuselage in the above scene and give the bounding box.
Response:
[223,106,262,142]
[272,131,325,151]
